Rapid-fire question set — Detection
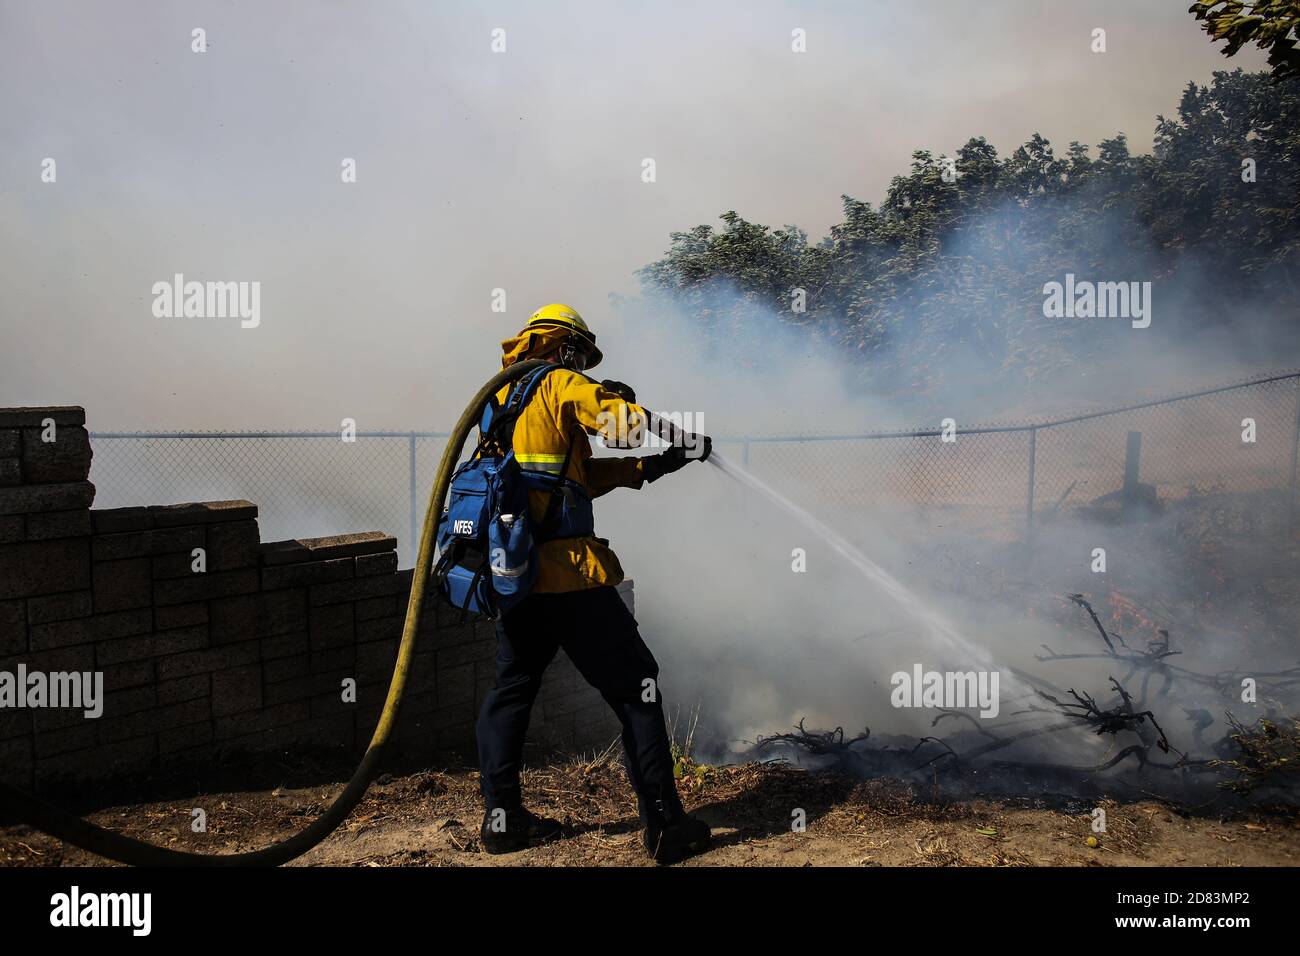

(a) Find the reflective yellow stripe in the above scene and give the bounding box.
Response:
[517,452,566,474]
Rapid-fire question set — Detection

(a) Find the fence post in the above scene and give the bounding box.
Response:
[408,434,418,569]
[1025,427,1037,538]
[1289,379,1300,538]
[1122,430,1143,516]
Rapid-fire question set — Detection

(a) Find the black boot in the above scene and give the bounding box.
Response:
[480,805,563,854]
[643,802,712,864]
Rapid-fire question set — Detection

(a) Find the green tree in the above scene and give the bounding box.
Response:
[1190,1,1300,81]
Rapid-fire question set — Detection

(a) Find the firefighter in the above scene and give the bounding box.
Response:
[476,303,713,864]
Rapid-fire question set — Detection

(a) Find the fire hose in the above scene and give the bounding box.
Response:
[0,358,552,866]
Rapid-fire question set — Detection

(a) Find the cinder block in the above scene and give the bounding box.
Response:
[0,598,26,655]
[310,646,354,675]
[426,615,483,648]
[100,659,155,691]
[33,721,100,758]
[261,532,394,565]
[260,557,354,590]
[154,601,208,631]
[91,507,152,534]
[0,458,21,487]
[91,607,153,641]
[212,701,308,742]
[355,615,401,645]
[0,514,24,543]
[36,735,155,785]
[26,590,92,625]
[92,557,151,612]
[436,663,475,706]
[94,525,205,562]
[156,673,209,706]
[153,568,258,606]
[157,639,258,681]
[151,550,208,580]
[354,594,400,622]
[259,589,308,636]
[0,737,34,790]
[206,519,260,570]
[432,714,477,753]
[356,551,399,577]
[301,714,355,750]
[0,708,32,742]
[149,500,257,528]
[541,693,588,720]
[0,481,95,516]
[211,665,263,717]
[159,720,213,754]
[26,708,88,737]
[0,407,84,428]
[261,629,308,663]
[28,616,95,651]
[0,538,91,599]
[20,425,92,483]
[355,682,399,723]
[206,590,301,647]
[309,690,354,719]
[409,648,439,686]
[309,603,354,651]
[25,509,92,540]
[437,641,495,669]
[0,430,18,457]
[305,667,354,697]
[395,568,415,596]
[309,572,398,607]
[25,643,94,675]
[208,593,260,644]
[98,624,208,666]
[538,670,579,702]
[263,674,312,705]
[573,706,620,750]
[356,639,395,686]
[101,683,157,718]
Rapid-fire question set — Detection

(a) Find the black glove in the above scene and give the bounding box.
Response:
[642,446,689,483]
[642,434,713,483]
[600,379,637,403]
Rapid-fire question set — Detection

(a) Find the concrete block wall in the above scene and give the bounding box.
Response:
[0,406,621,798]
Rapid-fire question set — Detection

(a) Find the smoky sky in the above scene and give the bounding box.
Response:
[0,0,1266,428]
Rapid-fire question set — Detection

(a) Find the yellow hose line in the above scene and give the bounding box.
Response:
[0,359,549,866]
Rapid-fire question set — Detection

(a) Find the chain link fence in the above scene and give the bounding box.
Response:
[89,373,1300,567]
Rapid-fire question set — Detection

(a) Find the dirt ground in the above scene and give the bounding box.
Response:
[3,759,1298,867]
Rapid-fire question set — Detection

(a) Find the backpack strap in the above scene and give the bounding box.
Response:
[473,363,558,459]
[536,429,581,538]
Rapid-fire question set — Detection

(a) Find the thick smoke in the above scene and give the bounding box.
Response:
[591,219,1298,798]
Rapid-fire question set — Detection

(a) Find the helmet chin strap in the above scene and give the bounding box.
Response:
[555,337,588,371]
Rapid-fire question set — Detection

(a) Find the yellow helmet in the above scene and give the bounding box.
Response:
[524,303,603,369]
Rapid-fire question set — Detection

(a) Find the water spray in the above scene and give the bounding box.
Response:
[707,451,1005,674]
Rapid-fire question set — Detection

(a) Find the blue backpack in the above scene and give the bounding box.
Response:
[434,363,595,617]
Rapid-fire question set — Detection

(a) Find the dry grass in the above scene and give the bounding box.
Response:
[3,760,1299,867]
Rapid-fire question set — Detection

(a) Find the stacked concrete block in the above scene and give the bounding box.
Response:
[0,405,623,802]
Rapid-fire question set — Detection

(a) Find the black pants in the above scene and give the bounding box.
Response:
[476,585,682,821]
